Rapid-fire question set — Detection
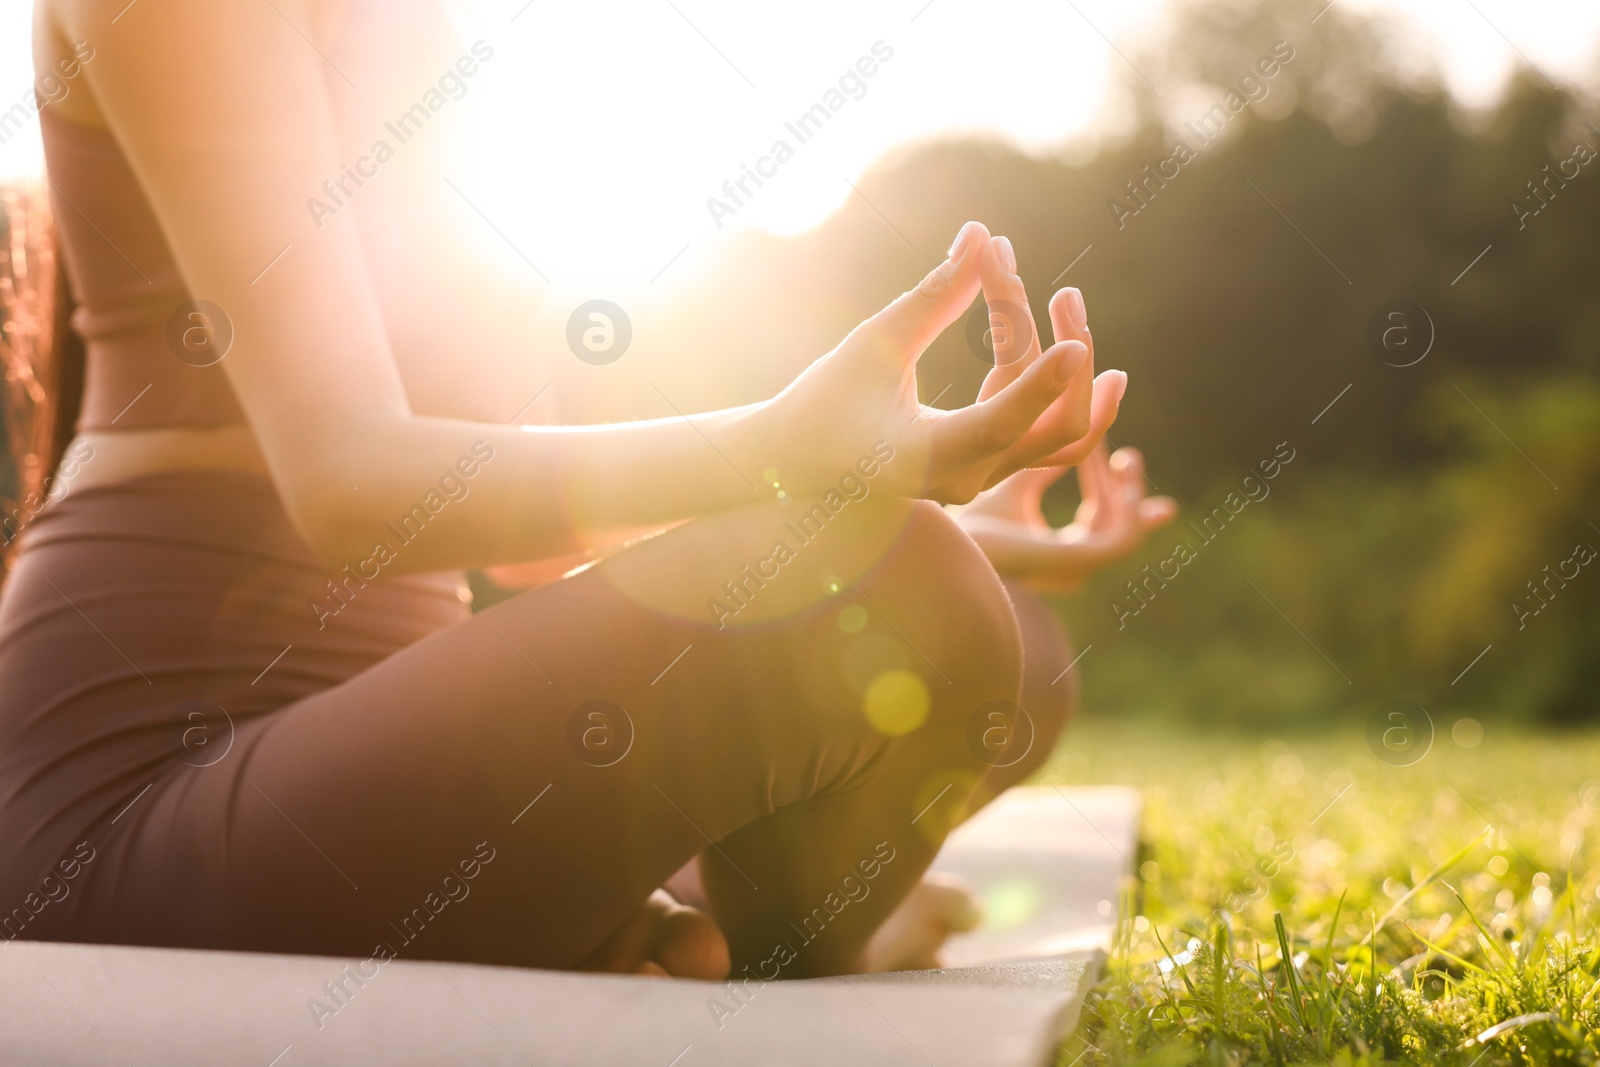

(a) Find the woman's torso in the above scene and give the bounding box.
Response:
[0,0,499,862]
[32,0,546,478]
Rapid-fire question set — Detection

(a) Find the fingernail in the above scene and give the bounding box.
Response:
[1062,287,1088,330]
[994,235,1017,273]
[948,221,978,258]
[1111,369,1128,399]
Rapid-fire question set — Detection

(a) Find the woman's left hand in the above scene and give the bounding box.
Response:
[955,443,1178,593]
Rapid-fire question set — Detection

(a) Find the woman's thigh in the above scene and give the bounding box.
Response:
[69,494,1025,968]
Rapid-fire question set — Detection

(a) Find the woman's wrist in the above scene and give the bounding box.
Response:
[731,395,826,500]
[720,398,790,500]
[956,514,1097,586]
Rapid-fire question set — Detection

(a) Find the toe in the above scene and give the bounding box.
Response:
[920,872,984,933]
[654,900,732,980]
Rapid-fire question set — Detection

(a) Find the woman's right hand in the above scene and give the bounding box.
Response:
[956,443,1178,593]
[757,222,1115,505]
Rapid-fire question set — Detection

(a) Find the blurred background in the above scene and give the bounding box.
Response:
[3,0,1598,732]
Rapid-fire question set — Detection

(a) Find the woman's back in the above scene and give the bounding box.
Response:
[0,0,487,943]
[39,110,240,431]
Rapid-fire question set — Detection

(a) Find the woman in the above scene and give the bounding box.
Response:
[1,0,1173,979]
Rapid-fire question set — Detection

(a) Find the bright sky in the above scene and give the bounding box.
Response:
[3,0,1598,292]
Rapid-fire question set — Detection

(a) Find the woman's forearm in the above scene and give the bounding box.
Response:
[292,403,777,574]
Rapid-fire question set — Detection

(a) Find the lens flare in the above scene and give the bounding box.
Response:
[862,669,929,737]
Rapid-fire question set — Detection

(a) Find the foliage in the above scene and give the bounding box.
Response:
[1059,376,1600,728]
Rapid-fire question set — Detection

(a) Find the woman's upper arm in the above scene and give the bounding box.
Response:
[58,0,408,514]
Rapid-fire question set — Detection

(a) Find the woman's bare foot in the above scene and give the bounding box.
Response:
[656,857,980,974]
[577,889,731,979]
[862,873,984,972]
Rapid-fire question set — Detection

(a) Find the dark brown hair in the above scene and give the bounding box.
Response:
[0,185,85,561]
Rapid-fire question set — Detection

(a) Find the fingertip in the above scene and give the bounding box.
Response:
[1050,286,1088,334]
[976,234,1016,290]
[948,220,989,260]
[1050,339,1090,384]
[1098,369,1129,402]
[909,235,985,306]
[1110,446,1145,479]
[992,235,1017,274]
[1142,497,1180,526]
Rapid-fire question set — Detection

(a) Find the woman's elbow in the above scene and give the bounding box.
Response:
[276,481,372,566]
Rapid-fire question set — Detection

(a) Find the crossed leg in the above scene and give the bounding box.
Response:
[85,493,1068,980]
[857,576,1079,972]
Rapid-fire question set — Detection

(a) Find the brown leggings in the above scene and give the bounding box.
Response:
[0,473,1073,977]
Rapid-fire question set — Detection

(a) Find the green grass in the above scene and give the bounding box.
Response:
[1042,721,1600,1066]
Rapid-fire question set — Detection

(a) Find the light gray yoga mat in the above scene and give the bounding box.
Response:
[0,785,1140,1067]
[935,784,1141,966]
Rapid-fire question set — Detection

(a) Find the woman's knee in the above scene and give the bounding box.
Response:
[593,493,1023,797]
[607,493,1021,685]
[857,499,1022,698]
[698,494,1025,775]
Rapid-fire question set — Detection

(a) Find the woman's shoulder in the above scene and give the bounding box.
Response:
[31,1,107,130]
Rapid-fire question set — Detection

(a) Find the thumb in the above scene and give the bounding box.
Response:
[860,221,988,358]
[1138,496,1179,530]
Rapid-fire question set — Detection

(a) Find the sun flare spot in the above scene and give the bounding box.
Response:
[863,669,929,737]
